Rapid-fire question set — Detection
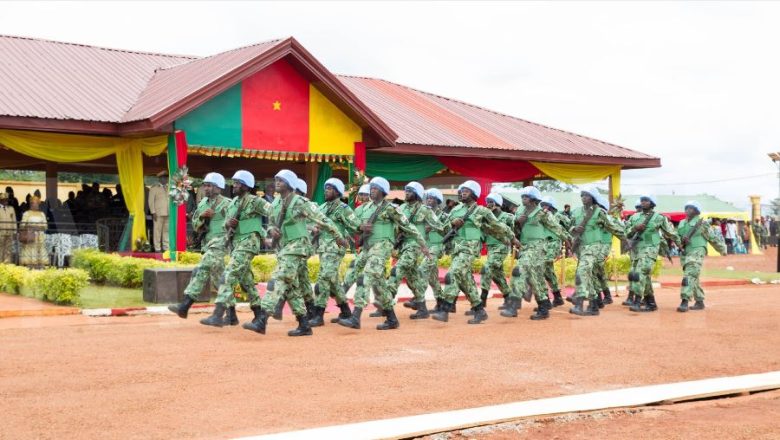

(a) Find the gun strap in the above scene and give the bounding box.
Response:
[684,219,703,241]
[276,194,295,230]
[573,206,597,239]
[515,205,535,236]
[368,200,388,225]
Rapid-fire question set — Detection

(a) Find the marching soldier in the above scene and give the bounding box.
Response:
[338,177,429,330]
[622,198,643,307]
[241,169,345,337]
[308,178,360,327]
[430,181,513,324]
[591,193,618,307]
[293,178,317,318]
[625,194,680,313]
[0,192,17,263]
[200,170,271,328]
[676,201,727,312]
[422,189,450,314]
[391,181,446,319]
[539,196,570,307]
[168,173,231,320]
[567,188,624,317]
[468,192,513,316]
[501,186,570,321]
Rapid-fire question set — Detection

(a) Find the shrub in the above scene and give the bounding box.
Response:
[0,263,30,294]
[27,268,89,305]
[251,254,277,282]
[177,251,203,265]
[71,249,192,288]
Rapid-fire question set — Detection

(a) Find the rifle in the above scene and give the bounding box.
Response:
[313,201,346,249]
[224,196,250,254]
[570,205,597,255]
[271,194,294,250]
[191,197,218,250]
[442,203,478,244]
[624,211,655,252]
[356,200,388,249]
[394,203,422,250]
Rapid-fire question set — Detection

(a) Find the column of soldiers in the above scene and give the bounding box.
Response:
[167,170,729,338]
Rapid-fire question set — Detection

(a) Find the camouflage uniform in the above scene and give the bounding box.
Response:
[214,193,272,308]
[625,211,680,310]
[183,194,231,301]
[295,197,321,305]
[479,208,514,296]
[314,199,360,308]
[342,202,372,306]
[677,216,726,306]
[542,211,571,295]
[420,207,449,300]
[388,201,446,304]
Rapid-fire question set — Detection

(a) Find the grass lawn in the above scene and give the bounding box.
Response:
[77,284,153,309]
[661,267,780,282]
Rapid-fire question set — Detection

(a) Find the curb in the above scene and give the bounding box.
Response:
[660,279,751,288]
[0,307,81,318]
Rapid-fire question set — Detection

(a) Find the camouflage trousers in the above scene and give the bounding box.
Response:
[480,244,510,295]
[510,240,547,302]
[573,243,603,300]
[296,257,314,303]
[542,239,562,293]
[260,253,308,317]
[215,235,261,307]
[420,243,444,299]
[592,243,612,294]
[629,246,659,299]
[441,239,482,306]
[344,249,371,308]
[314,250,348,308]
[680,247,706,300]
[388,245,428,302]
[183,237,227,301]
[362,240,394,310]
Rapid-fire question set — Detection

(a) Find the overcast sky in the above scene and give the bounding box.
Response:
[2,1,779,209]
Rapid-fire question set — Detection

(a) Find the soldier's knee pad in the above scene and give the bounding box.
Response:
[349,260,355,269]
[390,266,397,277]
[681,277,689,287]
[628,271,640,282]
[511,267,521,277]
[444,272,453,285]
[314,283,320,295]
[266,279,276,291]
[356,275,364,287]
[575,274,582,286]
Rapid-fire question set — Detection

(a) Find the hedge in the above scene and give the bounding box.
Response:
[72,249,191,288]
[0,264,89,305]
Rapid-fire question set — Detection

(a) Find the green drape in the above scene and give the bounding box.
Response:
[365,153,445,181]
[312,162,333,203]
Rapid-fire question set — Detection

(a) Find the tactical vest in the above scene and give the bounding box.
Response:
[233,195,262,241]
[571,206,603,246]
[634,212,661,248]
[403,203,426,237]
[427,211,446,245]
[520,206,546,244]
[679,217,707,250]
[450,203,481,241]
[486,211,510,245]
[360,201,394,244]
[318,201,347,242]
[203,196,227,243]
[271,195,307,244]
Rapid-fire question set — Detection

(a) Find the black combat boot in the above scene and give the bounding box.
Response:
[409,301,430,320]
[677,299,689,313]
[338,307,362,329]
[690,299,705,310]
[451,296,458,314]
[308,306,326,327]
[586,298,600,316]
[431,301,452,322]
[224,306,239,326]
[288,314,313,337]
[304,300,315,321]
[199,303,226,327]
[633,295,658,313]
[530,299,551,320]
[596,293,605,309]
[168,295,195,319]
[569,296,586,316]
[272,298,285,321]
[629,295,645,312]
[500,297,519,318]
[498,295,509,310]
[431,298,442,314]
[403,300,419,310]
[467,304,488,324]
[377,308,400,330]
[622,291,636,306]
[467,289,490,316]
[369,300,385,317]
[602,289,613,305]
[242,305,268,334]
[551,291,564,307]
[330,302,352,323]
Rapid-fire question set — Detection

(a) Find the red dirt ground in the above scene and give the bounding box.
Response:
[1,284,779,439]
[662,245,778,272]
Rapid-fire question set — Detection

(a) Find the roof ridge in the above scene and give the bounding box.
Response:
[345,75,647,157]
[154,38,286,72]
[0,33,198,60]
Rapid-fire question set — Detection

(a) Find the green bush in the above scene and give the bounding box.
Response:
[72,249,192,288]
[27,268,89,305]
[0,263,30,294]
[177,251,203,265]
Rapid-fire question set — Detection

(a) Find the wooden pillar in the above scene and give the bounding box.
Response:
[305,161,318,198]
[45,162,58,203]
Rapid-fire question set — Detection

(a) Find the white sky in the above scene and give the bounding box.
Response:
[2,1,779,209]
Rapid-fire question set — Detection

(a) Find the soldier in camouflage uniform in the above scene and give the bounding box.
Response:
[567,188,625,317]
[501,186,570,321]
[466,192,513,316]
[308,178,360,326]
[625,194,680,313]
[293,178,317,316]
[621,199,643,306]
[338,176,429,331]
[200,170,271,328]
[676,201,727,312]
[539,196,571,307]
[242,169,346,337]
[590,193,620,307]
[390,181,446,319]
[421,189,449,314]
[341,185,380,317]
[430,181,513,324]
[168,173,231,320]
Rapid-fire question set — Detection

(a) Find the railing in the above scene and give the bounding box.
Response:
[0,220,101,267]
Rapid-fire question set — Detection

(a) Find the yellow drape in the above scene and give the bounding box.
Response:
[0,129,167,249]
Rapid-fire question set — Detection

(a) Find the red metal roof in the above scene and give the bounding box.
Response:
[338,76,658,165]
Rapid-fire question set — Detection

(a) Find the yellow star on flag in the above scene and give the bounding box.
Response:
[272,100,281,111]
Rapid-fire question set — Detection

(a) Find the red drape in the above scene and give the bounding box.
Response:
[354,141,366,171]
[174,130,188,252]
[436,156,540,204]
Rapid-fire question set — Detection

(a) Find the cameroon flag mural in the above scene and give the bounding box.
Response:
[176,59,362,156]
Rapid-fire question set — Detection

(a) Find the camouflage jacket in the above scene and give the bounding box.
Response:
[316,199,360,254]
[398,201,446,251]
[270,194,343,257]
[625,210,681,250]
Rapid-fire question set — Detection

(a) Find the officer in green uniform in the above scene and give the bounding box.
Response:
[308,177,360,326]
[676,200,726,312]
[430,180,513,324]
[242,169,346,337]
[539,196,570,307]
[467,192,513,315]
[501,186,570,321]
[567,187,625,317]
[591,193,619,307]
[338,176,429,331]
[168,173,231,320]
[391,181,446,319]
[622,198,643,307]
[421,188,449,314]
[293,178,317,317]
[200,170,271,327]
[625,194,680,313]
